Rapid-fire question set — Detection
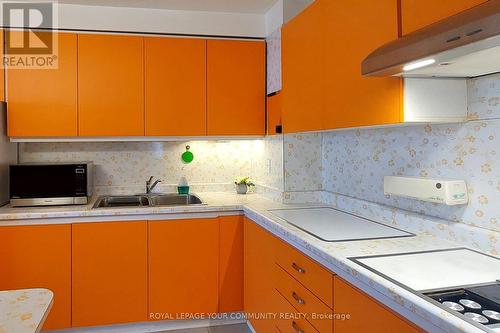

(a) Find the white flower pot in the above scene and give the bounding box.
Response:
[236,184,248,194]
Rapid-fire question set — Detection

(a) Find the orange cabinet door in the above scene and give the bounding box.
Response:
[401,0,488,35]
[0,225,71,330]
[244,218,280,332]
[282,1,325,133]
[145,37,206,136]
[274,290,319,333]
[7,32,78,137]
[219,215,244,312]
[72,221,148,327]
[267,92,282,135]
[78,34,144,136]
[207,40,265,136]
[149,218,219,319]
[323,0,402,130]
[333,277,423,332]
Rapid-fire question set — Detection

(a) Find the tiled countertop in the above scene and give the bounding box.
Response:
[0,192,498,333]
[0,289,53,333]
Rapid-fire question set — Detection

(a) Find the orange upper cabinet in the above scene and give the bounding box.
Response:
[145,37,207,136]
[72,221,148,327]
[7,32,78,137]
[78,34,144,136]
[207,40,265,136]
[149,218,219,318]
[334,277,423,332]
[282,0,401,133]
[282,1,325,133]
[0,225,71,330]
[323,0,401,129]
[401,0,489,35]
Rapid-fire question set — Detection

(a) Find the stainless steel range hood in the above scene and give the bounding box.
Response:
[362,0,500,78]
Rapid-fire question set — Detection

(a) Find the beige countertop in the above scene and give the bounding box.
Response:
[0,289,53,333]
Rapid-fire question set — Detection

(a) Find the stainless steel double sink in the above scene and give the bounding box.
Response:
[92,193,204,209]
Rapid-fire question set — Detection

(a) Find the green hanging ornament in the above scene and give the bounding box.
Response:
[181,145,194,164]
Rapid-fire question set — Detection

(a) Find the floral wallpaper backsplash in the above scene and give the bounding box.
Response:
[284,132,323,191]
[322,121,500,233]
[20,137,284,197]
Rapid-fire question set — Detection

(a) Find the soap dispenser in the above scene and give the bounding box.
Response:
[178,177,189,195]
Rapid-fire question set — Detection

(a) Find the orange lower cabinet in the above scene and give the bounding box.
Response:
[0,225,71,329]
[149,218,219,320]
[333,277,423,332]
[274,290,319,333]
[244,218,280,332]
[219,215,244,312]
[72,221,148,327]
[275,237,334,308]
[274,265,332,333]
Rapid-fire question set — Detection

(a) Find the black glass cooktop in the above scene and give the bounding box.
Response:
[426,282,500,329]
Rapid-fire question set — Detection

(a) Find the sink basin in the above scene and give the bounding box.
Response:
[150,194,204,206]
[92,194,204,209]
[93,195,150,208]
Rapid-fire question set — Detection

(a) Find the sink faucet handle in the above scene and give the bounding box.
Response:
[147,176,154,185]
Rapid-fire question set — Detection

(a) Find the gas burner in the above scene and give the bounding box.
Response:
[460,299,482,309]
[464,312,489,324]
[443,301,465,312]
[483,310,500,321]
[424,282,500,330]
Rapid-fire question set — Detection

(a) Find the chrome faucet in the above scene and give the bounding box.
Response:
[146,176,162,194]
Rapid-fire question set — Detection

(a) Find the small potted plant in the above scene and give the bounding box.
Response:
[234,176,255,194]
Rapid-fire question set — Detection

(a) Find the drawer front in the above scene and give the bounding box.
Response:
[274,290,319,333]
[275,240,334,307]
[275,264,333,333]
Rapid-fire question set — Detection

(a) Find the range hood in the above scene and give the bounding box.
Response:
[362,0,500,78]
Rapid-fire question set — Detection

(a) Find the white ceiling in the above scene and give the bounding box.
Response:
[53,0,279,14]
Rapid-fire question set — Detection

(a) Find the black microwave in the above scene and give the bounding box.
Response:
[9,162,94,207]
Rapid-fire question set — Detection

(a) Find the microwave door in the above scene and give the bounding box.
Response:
[10,165,79,199]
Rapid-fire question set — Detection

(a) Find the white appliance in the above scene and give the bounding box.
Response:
[384,176,469,206]
[0,102,18,206]
[353,248,500,291]
[269,207,413,242]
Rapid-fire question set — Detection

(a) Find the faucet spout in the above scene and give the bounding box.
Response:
[146,177,162,194]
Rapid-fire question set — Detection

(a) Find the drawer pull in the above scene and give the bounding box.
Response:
[292,291,306,305]
[292,321,305,333]
[292,262,306,274]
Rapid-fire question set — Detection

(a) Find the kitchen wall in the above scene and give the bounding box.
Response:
[19,136,284,196]
[322,73,500,233]
[282,73,500,254]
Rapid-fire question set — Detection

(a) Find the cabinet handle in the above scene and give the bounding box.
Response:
[292,291,306,305]
[292,321,305,333]
[292,262,306,274]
